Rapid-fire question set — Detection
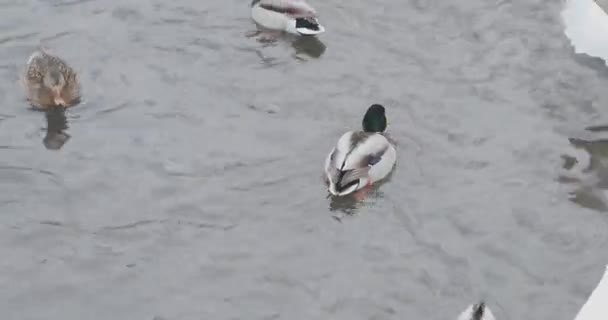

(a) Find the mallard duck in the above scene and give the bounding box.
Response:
[251,0,325,36]
[324,104,396,197]
[458,302,496,320]
[22,49,81,109]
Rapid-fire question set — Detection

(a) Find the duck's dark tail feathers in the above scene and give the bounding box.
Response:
[472,302,485,320]
[295,17,325,35]
[296,17,320,30]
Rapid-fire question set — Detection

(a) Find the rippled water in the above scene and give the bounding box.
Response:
[1,0,608,319]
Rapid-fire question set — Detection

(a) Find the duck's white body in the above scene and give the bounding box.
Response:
[458,302,495,320]
[324,131,396,196]
[251,0,325,36]
[562,0,608,64]
[574,265,608,320]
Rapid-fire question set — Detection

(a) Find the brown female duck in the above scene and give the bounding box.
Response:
[22,49,81,109]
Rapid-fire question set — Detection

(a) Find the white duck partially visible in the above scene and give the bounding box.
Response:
[562,0,608,63]
[251,0,325,36]
[458,302,496,320]
[324,104,396,197]
[574,265,608,320]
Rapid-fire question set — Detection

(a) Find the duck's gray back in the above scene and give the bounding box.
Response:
[348,131,373,150]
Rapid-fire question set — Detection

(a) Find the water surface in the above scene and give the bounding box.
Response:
[1,0,608,319]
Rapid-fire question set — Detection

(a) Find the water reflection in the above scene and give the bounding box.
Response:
[291,36,326,59]
[328,193,360,217]
[246,30,327,61]
[327,178,391,218]
[43,107,70,150]
[560,127,608,212]
[562,0,608,64]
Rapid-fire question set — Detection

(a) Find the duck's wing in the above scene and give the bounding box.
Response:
[327,132,390,188]
[61,70,81,106]
[341,133,390,169]
[25,51,46,84]
[25,51,72,82]
[257,0,317,18]
[44,52,73,76]
[326,132,356,186]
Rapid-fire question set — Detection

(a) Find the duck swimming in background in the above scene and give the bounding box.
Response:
[458,302,496,320]
[250,0,325,39]
[21,48,81,109]
[324,104,396,197]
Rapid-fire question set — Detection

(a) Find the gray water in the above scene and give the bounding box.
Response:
[1,0,608,319]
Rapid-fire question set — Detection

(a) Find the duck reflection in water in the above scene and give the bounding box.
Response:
[43,107,70,150]
[560,125,608,212]
[291,35,326,59]
[327,178,391,221]
[328,192,360,218]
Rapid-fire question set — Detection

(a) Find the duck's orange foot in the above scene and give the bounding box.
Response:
[353,182,373,201]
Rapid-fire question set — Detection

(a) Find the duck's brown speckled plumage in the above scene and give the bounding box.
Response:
[22,49,81,109]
